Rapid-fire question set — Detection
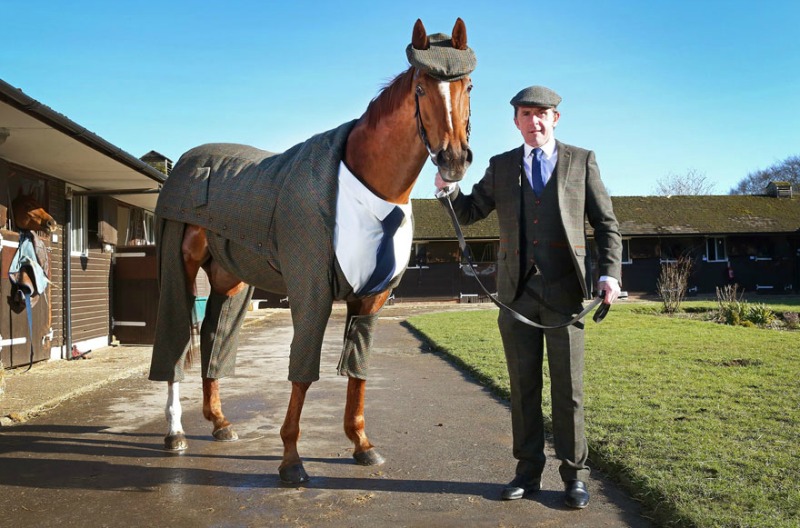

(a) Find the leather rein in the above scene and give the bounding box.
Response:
[435,190,609,329]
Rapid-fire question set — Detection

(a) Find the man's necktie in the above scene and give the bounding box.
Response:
[359,206,405,295]
[531,148,545,196]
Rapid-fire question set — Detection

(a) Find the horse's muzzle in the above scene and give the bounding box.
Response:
[43,219,57,235]
[437,147,473,183]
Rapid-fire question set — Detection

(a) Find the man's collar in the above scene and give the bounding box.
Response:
[523,139,557,158]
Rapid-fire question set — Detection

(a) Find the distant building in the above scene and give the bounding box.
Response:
[394,187,800,300]
[140,150,173,176]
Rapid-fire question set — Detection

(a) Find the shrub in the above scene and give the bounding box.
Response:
[718,300,749,326]
[747,303,777,327]
[657,256,693,314]
[782,311,799,330]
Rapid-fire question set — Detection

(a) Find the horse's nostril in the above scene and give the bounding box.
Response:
[465,148,473,165]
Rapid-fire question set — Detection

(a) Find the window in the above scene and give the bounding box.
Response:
[706,237,727,262]
[408,242,429,268]
[143,211,155,244]
[621,239,632,264]
[70,194,88,255]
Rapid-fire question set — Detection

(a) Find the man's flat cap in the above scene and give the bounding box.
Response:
[510,86,562,108]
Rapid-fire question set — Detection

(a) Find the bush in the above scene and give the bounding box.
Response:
[715,285,778,328]
[718,300,749,326]
[657,256,693,314]
[747,303,777,326]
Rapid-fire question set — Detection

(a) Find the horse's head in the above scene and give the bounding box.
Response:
[12,192,57,234]
[410,18,474,183]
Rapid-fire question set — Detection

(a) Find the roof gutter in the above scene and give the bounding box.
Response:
[0,78,166,185]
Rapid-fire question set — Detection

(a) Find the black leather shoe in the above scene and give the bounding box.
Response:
[565,480,590,509]
[501,474,541,500]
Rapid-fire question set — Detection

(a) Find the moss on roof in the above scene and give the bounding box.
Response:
[411,199,499,240]
[411,195,800,239]
[611,195,800,235]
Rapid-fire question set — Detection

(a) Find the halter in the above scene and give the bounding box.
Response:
[413,76,471,166]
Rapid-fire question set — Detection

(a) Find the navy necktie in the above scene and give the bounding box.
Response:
[359,206,405,295]
[531,148,545,196]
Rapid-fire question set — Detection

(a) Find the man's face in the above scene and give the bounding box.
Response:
[514,106,560,148]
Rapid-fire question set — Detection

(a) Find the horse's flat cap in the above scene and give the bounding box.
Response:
[510,86,562,108]
[406,33,476,82]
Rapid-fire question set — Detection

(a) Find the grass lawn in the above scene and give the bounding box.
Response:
[406,299,800,528]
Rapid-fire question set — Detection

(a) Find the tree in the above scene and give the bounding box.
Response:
[653,169,716,196]
[729,154,800,195]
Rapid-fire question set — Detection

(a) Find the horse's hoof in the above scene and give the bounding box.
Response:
[353,448,385,466]
[164,433,188,451]
[212,425,239,442]
[279,463,310,486]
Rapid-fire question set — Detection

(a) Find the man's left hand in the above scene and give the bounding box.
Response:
[597,277,621,305]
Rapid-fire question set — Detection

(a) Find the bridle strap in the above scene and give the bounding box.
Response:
[436,191,609,329]
[414,92,437,165]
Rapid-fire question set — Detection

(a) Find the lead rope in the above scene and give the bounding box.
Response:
[435,190,609,328]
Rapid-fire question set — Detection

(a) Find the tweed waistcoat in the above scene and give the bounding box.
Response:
[520,173,573,281]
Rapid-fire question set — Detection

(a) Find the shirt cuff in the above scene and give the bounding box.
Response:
[436,182,459,198]
[599,276,619,286]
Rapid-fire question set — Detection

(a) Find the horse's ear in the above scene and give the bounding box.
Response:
[412,19,430,50]
[451,18,467,50]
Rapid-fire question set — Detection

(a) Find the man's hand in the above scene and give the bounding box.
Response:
[597,277,621,305]
[434,171,449,191]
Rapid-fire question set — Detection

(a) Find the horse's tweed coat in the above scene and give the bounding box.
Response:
[151,120,401,382]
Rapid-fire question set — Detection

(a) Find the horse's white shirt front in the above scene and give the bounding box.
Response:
[334,161,413,293]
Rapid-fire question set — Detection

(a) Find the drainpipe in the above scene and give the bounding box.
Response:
[64,192,72,360]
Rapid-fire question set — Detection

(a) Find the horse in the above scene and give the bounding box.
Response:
[151,18,474,485]
[11,191,57,234]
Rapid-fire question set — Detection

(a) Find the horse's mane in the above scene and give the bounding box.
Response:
[365,67,416,129]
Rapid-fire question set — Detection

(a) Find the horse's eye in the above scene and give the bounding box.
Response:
[467,84,473,93]
[415,85,425,96]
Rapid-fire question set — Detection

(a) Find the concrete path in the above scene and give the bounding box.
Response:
[0,304,651,527]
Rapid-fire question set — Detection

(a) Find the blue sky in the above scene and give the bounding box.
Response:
[3,1,799,198]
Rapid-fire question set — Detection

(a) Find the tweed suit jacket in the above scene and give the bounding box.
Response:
[153,119,407,382]
[451,140,621,303]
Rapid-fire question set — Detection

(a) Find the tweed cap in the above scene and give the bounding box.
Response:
[510,85,562,108]
[406,33,476,81]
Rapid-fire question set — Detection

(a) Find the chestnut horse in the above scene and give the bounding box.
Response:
[11,191,57,234]
[157,18,473,485]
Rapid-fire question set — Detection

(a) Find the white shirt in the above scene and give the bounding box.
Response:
[334,162,413,293]
[522,139,558,189]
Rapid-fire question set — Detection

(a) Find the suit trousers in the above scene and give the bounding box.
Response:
[149,219,254,382]
[497,269,590,483]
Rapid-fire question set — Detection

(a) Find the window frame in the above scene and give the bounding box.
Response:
[69,191,88,256]
[705,236,727,263]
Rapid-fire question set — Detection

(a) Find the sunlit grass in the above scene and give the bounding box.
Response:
[407,300,800,528]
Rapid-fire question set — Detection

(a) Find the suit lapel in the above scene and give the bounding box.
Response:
[555,140,572,217]
[507,145,524,218]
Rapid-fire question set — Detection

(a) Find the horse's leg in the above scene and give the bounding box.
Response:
[279,381,312,484]
[202,377,237,441]
[199,259,249,442]
[165,381,188,450]
[152,220,198,451]
[343,291,390,466]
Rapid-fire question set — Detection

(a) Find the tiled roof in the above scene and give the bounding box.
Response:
[410,199,499,239]
[410,195,800,239]
[611,195,800,235]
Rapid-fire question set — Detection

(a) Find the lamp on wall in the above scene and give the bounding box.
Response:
[0,128,9,146]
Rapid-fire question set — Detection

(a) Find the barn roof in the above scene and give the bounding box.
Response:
[410,194,800,240]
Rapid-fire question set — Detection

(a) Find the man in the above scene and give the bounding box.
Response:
[435,85,621,509]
